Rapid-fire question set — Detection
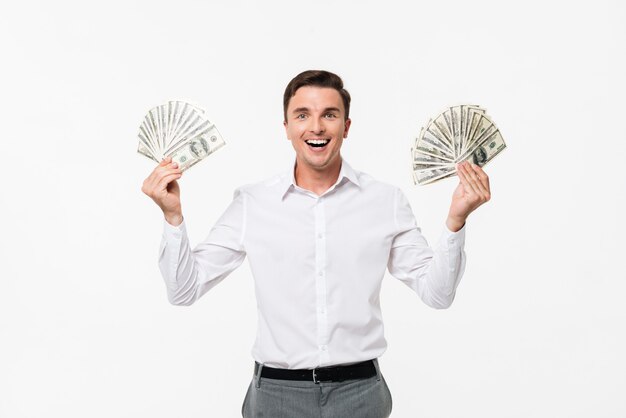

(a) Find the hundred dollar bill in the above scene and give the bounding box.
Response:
[411,104,506,185]
[461,106,486,155]
[432,112,454,150]
[412,148,454,165]
[459,129,506,167]
[137,100,227,170]
[419,128,455,158]
[426,116,452,147]
[166,119,215,155]
[413,162,454,172]
[155,105,167,151]
[168,127,226,171]
[450,106,462,158]
[414,140,455,161]
[168,111,208,150]
[416,128,454,160]
[167,101,187,144]
[465,114,497,154]
[165,101,177,146]
[425,123,454,153]
[138,122,159,158]
[137,141,158,163]
[413,165,457,185]
[457,105,467,154]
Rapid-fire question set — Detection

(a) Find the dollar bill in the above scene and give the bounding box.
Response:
[412,148,454,165]
[411,104,505,185]
[136,101,226,170]
[432,112,454,149]
[138,122,159,158]
[459,129,506,167]
[414,140,455,161]
[413,165,457,185]
[168,127,226,171]
[450,106,462,158]
[413,162,453,170]
[419,128,455,158]
[466,114,497,152]
[461,106,486,155]
[137,141,158,163]
[425,122,453,151]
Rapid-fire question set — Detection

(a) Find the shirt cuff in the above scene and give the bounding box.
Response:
[442,222,466,244]
[163,218,186,237]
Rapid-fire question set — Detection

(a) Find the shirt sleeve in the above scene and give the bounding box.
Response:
[158,189,247,306]
[387,188,466,309]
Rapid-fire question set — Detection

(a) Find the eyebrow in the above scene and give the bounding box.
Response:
[292,107,342,114]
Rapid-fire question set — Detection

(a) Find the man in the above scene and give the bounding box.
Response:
[142,70,491,417]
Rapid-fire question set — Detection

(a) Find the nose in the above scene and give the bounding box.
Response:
[309,117,325,135]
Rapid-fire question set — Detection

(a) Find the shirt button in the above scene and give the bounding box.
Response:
[321,345,327,351]
[318,271,323,276]
[317,233,323,239]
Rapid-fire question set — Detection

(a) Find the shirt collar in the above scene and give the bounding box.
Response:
[279,158,361,200]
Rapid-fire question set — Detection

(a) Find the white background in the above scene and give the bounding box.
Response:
[1,0,625,417]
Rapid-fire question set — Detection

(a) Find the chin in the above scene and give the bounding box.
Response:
[308,155,337,169]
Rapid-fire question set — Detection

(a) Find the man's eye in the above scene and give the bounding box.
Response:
[324,113,337,118]
[297,114,307,120]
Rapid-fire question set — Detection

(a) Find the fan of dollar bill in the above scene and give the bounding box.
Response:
[137,100,226,171]
[412,104,506,185]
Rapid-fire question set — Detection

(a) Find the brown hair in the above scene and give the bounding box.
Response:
[283,70,351,121]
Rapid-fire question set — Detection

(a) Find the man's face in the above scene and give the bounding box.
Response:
[283,86,351,173]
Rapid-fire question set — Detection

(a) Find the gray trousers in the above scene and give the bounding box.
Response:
[241,359,392,417]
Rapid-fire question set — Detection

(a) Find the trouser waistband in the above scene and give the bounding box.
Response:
[254,359,379,385]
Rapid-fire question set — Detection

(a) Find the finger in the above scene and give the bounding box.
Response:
[146,161,174,186]
[458,163,474,187]
[156,172,182,191]
[159,157,172,167]
[466,163,489,197]
[148,167,181,192]
[156,167,182,183]
[468,163,491,200]
[150,162,179,182]
[462,163,485,198]
[469,163,490,191]
[157,161,179,172]
[456,163,478,195]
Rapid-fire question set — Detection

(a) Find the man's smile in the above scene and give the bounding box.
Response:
[305,138,330,148]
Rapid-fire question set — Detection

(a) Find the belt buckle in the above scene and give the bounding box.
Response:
[312,366,334,384]
[312,368,319,384]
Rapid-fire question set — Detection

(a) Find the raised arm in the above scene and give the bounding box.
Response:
[142,158,246,305]
[388,162,490,309]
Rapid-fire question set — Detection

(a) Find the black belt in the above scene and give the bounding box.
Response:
[257,360,376,384]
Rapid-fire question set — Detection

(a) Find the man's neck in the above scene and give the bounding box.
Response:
[294,159,342,196]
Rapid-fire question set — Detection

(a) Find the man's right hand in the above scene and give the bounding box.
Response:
[142,157,184,226]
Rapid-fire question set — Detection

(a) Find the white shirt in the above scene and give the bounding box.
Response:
[158,160,466,369]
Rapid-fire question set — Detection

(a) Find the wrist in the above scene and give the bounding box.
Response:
[164,211,183,227]
[446,214,466,232]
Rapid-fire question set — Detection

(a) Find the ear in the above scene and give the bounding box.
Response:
[343,118,352,138]
[283,120,290,140]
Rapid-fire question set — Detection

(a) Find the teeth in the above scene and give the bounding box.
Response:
[306,139,329,145]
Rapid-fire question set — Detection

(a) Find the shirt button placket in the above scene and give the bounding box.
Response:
[314,198,329,365]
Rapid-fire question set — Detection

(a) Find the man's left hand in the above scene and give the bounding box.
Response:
[446,161,491,232]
